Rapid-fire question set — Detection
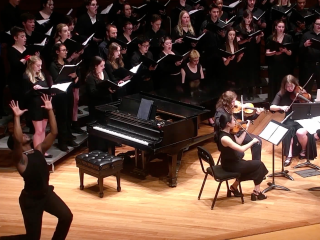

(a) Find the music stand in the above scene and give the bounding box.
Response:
[291,103,320,170]
[259,119,290,193]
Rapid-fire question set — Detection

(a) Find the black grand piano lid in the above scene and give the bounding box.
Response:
[124,92,209,118]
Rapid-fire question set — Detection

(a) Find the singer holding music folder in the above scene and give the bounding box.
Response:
[270,75,318,166]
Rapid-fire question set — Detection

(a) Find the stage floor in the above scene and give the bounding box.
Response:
[1,121,320,240]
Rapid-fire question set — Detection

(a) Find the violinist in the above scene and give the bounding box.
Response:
[214,91,264,161]
[213,113,268,201]
[270,75,317,166]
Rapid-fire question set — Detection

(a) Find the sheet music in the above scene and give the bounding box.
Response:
[295,119,320,134]
[268,125,288,145]
[130,63,142,74]
[259,121,278,140]
[101,3,113,14]
[118,80,131,87]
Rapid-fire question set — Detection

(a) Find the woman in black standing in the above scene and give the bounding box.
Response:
[85,56,114,121]
[235,10,264,100]
[266,20,293,101]
[214,112,268,200]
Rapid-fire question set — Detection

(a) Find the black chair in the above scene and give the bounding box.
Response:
[197,146,244,209]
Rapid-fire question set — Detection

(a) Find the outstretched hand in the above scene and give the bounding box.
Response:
[9,100,28,117]
[41,94,53,110]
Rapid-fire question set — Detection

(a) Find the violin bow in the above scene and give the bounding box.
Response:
[301,73,314,90]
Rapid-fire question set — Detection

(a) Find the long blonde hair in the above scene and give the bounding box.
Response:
[176,10,195,36]
[25,56,45,84]
[107,43,124,69]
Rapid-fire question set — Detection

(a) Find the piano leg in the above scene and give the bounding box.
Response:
[132,149,148,179]
[108,145,115,155]
[167,154,178,187]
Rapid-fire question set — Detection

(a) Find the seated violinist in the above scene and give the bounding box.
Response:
[214,91,264,161]
[214,112,268,201]
[270,75,318,166]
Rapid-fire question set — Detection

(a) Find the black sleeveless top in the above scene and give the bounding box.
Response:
[217,131,244,167]
[21,149,49,194]
[183,63,201,85]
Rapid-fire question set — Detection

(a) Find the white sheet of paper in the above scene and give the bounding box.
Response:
[45,26,53,36]
[67,8,73,15]
[101,3,113,14]
[259,121,278,141]
[268,125,288,145]
[130,63,142,74]
[37,19,49,25]
[118,80,131,87]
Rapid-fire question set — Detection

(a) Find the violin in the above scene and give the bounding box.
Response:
[233,100,264,116]
[290,86,312,103]
[230,119,248,134]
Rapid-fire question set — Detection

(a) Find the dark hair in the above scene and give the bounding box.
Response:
[317,129,320,139]
[160,36,172,48]
[87,56,104,79]
[137,35,150,45]
[84,0,94,6]
[123,21,133,29]
[52,42,65,59]
[7,135,14,150]
[213,113,233,143]
[209,3,219,11]
[280,74,299,95]
[10,26,25,37]
[21,13,35,23]
[41,0,51,9]
[272,20,285,41]
[244,0,256,9]
[151,14,162,23]
[225,27,239,52]
[65,15,76,26]
[240,9,254,31]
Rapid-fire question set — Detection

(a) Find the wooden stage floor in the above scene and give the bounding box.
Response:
[1,116,320,239]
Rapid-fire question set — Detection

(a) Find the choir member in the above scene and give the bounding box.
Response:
[130,36,156,93]
[172,10,197,54]
[23,56,51,158]
[222,28,244,88]
[266,20,293,101]
[99,24,118,60]
[108,0,126,23]
[235,9,264,100]
[85,56,114,121]
[236,0,267,30]
[181,49,204,96]
[299,17,320,93]
[156,36,182,90]
[0,0,23,31]
[7,27,28,105]
[270,0,292,31]
[213,112,268,201]
[214,0,230,22]
[145,14,166,60]
[270,75,317,166]
[105,42,131,99]
[114,3,140,34]
[49,43,79,151]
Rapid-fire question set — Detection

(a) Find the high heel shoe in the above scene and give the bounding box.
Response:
[284,157,292,167]
[228,185,243,197]
[251,190,267,201]
[299,150,306,160]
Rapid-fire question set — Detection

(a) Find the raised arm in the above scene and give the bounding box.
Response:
[9,101,28,167]
[37,95,58,153]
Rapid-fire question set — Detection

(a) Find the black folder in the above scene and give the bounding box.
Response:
[252,8,266,21]
[218,47,245,58]
[268,40,293,51]
[290,9,315,25]
[183,32,206,44]
[97,79,130,90]
[310,38,320,50]
[39,82,72,94]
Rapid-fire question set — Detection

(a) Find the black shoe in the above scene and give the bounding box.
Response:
[44,153,53,158]
[284,157,292,167]
[251,190,267,201]
[228,185,243,197]
[67,140,79,147]
[71,123,86,134]
[57,142,69,152]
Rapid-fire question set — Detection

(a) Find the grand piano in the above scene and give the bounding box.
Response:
[87,92,215,187]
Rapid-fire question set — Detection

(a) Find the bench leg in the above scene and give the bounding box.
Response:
[79,169,84,190]
[116,172,121,192]
[98,177,104,198]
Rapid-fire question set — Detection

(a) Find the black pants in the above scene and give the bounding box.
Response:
[241,133,262,161]
[19,186,73,240]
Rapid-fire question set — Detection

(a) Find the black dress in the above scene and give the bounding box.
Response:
[171,27,195,55]
[266,34,293,101]
[23,74,48,121]
[271,91,317,158]
[217,131,268,185]
[222,44,242,87]
[7,47,27,105]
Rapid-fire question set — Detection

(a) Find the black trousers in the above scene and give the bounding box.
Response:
[241,133,262,161]
[19,186,73,240]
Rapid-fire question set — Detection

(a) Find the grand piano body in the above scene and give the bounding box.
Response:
[87,92,214,187]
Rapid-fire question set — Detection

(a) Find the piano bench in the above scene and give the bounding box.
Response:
[75,150,123,198]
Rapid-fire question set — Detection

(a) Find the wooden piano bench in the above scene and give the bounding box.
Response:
[76,150,123,198]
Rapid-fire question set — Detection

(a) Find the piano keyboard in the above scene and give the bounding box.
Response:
[93,126,149,146]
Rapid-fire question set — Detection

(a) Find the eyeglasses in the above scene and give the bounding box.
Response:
[60,49,68,52]
[90,4,99,7]
[315,23,320,26]
[141,44,150,48]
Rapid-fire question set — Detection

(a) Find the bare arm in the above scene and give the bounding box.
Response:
[36,95,58,153]
[234,131,247,145]
[9,101,28,169]
[181,68,186,84]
